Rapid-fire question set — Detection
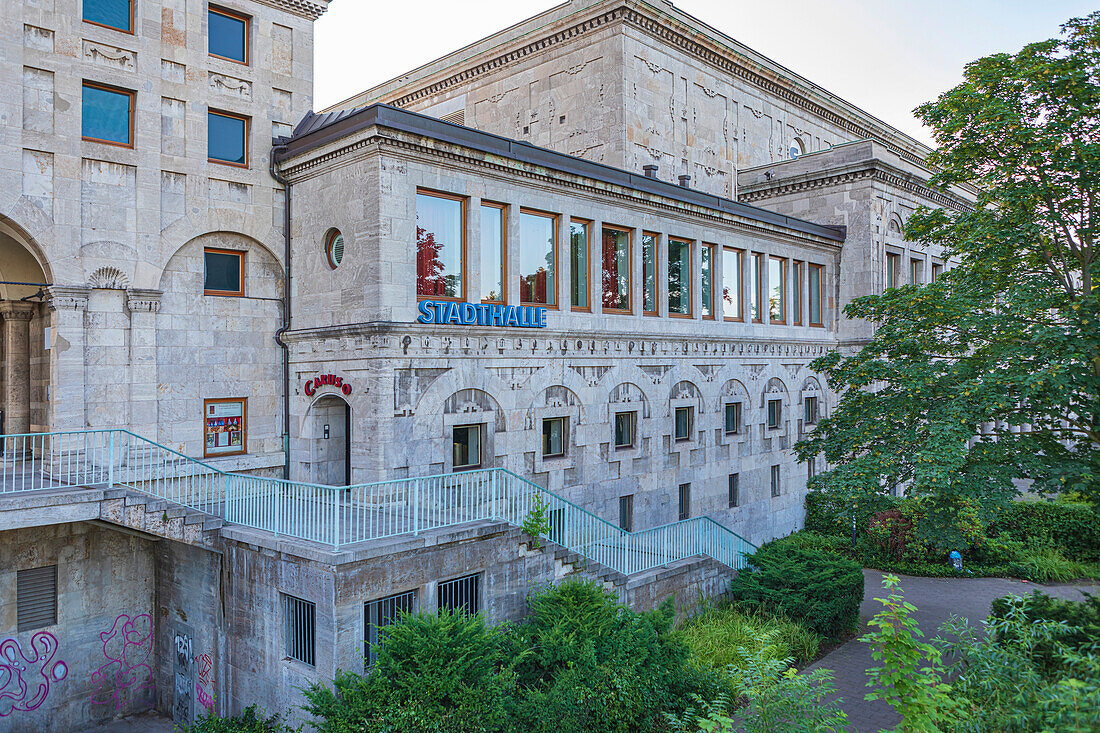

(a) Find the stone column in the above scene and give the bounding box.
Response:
[0,302,36,435]
[45,287,90,433]
[126,289,162,441]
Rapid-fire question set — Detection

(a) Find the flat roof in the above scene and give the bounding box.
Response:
[277,103,847,244]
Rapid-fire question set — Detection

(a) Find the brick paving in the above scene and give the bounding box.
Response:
[808,569,1100,732]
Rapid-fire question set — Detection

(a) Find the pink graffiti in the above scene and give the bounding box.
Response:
[195,653,214,711]
[0,632,68,717]
[90,614,155,713]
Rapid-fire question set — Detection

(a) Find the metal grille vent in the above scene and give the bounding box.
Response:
[325,229,344,269]
[365,590,417,667]
[439,109,465,126]
[283,594,316,666]
[17,565,58,631]
[438,574,480,617]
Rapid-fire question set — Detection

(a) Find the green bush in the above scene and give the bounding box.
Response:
[989,590,1100,676]
[301,610,515,733]
[1007,548,1097,583]
[679,604,821,670]
[184,705,297,733]
[509,579,721,733]
[730,544,864,640]
[767,530,850,557]
[992,500,1100,562]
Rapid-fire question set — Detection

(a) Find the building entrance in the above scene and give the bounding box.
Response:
[308,394,351,486]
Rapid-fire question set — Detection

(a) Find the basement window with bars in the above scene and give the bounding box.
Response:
[364,590,417,668]
[438,573,481,616]
[283,593,316,666]
[17,565,58,631]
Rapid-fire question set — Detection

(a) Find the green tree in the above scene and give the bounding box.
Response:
[796,12,1100,539]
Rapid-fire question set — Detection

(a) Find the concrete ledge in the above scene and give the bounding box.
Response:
[0,488,105,530]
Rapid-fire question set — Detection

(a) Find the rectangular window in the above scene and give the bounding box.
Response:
[809,264,823,326]
[417,190,465,299]
[668,239,692,316]
[614,411,635,449]
[674,406,693,442]
[701,244,715,318]
[678,483,691,521]
[208,110,249,167]
[601,226,631,311]
[17,565,58,631]
[619,494,634,532]
[84,0,132,32]
[932,262,943,282]
[728,474,739,508]
[569,219,589,309]
[204,247,243,295]
[768,256,787,324]
[771,465,781,498]
[365,590,417,668]
[751,252,764,322]
[722,247,744,321]
[910,258,923,285]
[519,210,557,305]
[209,6,249,64]
[886,252,900,289]
[804,396,819,425]
[793,261,804,326]
[81,82,134,147]
[724,402,742,435]
[283,594,316,666]
[480,203,505,303]
[542,417,566,457]
[767,399,782,430]
[204,398,247,457]
[438,574,480,616]
[807,460,817,482]
[452,424,482,470]
[642,233,658,315]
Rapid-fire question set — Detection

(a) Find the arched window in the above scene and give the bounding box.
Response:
[324,228,344,269]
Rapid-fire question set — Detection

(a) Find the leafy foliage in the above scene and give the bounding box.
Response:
[521,491,552,549]
[183,705,299,733]
[796,12,1100,537]
[666,641,848,733]
[300,610,515,733]
[940,596,1100,732]
[861,575,966,732]
[508,579,720,733]
[679,603,821,670]
[989,590,1100,674]
[729,543,863,640]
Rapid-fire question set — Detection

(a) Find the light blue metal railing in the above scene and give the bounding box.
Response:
[0,429,756,572]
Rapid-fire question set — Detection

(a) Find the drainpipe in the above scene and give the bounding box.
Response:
[270,144,292,480]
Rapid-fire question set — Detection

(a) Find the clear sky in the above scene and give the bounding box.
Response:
[313,0,1095,146]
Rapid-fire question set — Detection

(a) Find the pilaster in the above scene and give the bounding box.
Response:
[45,287,90,433]
[126,289,163,441]
[1,302,38,435]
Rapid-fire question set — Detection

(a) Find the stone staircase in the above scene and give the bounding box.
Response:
[522,535,630,591]
[99,488,224,548]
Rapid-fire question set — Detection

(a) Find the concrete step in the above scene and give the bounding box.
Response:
[124,494,150,507]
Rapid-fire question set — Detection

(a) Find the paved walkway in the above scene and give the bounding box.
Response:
[808,570,1100,732]
[86,712,175,732]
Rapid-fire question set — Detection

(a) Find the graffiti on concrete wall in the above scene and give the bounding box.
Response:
[0,632,68,717]
[195,653,215,713]
[172,627,194,725]
[90,614,155,713]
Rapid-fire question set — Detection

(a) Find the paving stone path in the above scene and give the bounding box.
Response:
[808,569,1100,732]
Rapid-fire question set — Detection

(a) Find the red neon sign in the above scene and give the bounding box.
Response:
[304,373,352,397]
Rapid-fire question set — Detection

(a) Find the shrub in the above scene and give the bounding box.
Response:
[730,544,863,640]
[989,591,1100,675]
[680,605,821,670]
[301,610,514,733]
[666,642,848,733]
[992,500,1100,562]
[803,490,892,537]
[767,530,850,556]
[1007,548,1096,583]
[184,706,298,733]
[509,579,720,733]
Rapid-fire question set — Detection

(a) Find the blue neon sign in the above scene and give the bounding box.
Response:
[416,300,548,328]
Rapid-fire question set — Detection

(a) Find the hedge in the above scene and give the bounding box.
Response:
[729,543,864,640]
[804,491,1100,563]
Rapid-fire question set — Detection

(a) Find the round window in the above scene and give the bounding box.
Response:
[325,229,344,269]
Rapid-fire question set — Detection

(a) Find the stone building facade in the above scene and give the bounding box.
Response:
[0,0,975,730]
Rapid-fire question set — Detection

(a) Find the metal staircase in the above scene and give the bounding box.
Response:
[0,429,756,573]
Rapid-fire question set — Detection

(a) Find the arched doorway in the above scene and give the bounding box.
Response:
[0,220,52,437]
[307,394,351,486]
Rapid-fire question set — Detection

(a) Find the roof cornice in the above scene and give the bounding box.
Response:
[337,0,932,169]
[250,0,329,21]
